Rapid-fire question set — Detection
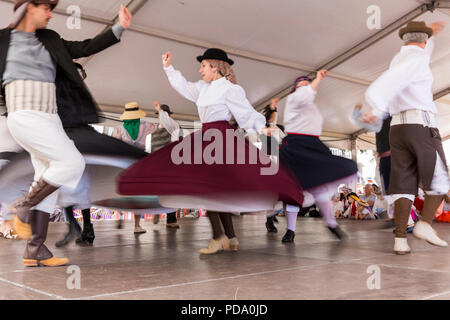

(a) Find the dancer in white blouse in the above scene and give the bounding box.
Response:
[278,71,358,242]
[118,48,303,255]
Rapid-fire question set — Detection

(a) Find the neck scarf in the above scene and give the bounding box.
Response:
[123,119,140,141]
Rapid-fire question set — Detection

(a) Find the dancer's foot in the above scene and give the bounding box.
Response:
[166,222,180,229]
[76,223,95,246]
[327,225,347,240]
[134,226,147,234]
[282,229,295,243]
[228,237,239,251]
[24,256,69,267]
[55,222,82,247]
[394,237,411,255]
[265,220,278,233]
[199,235,230,255]
[413,221,448,247]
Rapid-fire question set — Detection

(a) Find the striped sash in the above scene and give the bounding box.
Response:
[4,80,57,114]
[391,109,437,128]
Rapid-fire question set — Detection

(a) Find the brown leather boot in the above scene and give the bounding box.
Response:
[23,210,68,267]
[13,179,58,240]
[421,194,445,224]
[393,198,413,239]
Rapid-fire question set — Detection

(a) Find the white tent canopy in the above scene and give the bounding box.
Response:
[1,0,449,151]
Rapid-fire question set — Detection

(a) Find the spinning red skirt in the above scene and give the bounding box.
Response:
[118,121,303,209]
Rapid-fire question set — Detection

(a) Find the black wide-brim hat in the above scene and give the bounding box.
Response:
[196,48,234,66]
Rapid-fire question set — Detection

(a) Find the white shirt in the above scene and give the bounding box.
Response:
[372,196,388,215]
[365,37,436,119]
[158,110,181,142]
[164,65,265,134]
[283,85,323,136]
[333,201,344,213]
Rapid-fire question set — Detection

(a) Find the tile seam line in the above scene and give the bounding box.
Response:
[72,261,335,300]
[421,290,450,300]
[352,260,450,274]
[0,276,66,300]
[73,253,396,300]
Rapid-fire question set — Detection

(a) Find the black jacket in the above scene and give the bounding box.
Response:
[0,27,120,127]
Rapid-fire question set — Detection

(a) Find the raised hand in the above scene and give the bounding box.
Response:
[358,112,377,124]
[118,5,132,29]
[162,52,173,68]
[153,100,161,111]
[316,69,328,82]
[270,98,280,110]
[310,69,328,91]
[430,21,446,36]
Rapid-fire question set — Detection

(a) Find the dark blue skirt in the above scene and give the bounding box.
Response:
[279,134,357,190]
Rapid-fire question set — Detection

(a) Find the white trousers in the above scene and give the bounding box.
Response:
[7,110,85,190]
[0,116,22,219]
[58,169,91,210]
[0,116,23,154]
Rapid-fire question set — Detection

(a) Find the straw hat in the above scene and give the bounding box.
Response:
[120,102,146,120]
[348,193,370,207]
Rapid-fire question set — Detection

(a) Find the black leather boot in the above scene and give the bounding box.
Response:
[55,221,82,247]
[55,206,82,247]
[282,229,295,243]
[265,216,278,233]
[76,223,95,246]
[327,225,347,240]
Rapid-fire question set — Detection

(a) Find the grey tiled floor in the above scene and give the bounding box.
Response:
[1,215,449,300]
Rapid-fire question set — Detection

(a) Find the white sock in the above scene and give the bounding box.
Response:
[286,211,297,232]
[316,200,338,228]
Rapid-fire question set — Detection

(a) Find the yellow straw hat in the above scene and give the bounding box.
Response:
[120,102,146,120]
[349,194,370,207]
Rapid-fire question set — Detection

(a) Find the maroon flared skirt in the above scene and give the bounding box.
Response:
[118,121,303,206]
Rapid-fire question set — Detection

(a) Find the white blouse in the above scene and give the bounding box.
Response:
[365,37,436,119]
[158,110,181,142]
[164,65,265,134]
[283,85,323,136]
